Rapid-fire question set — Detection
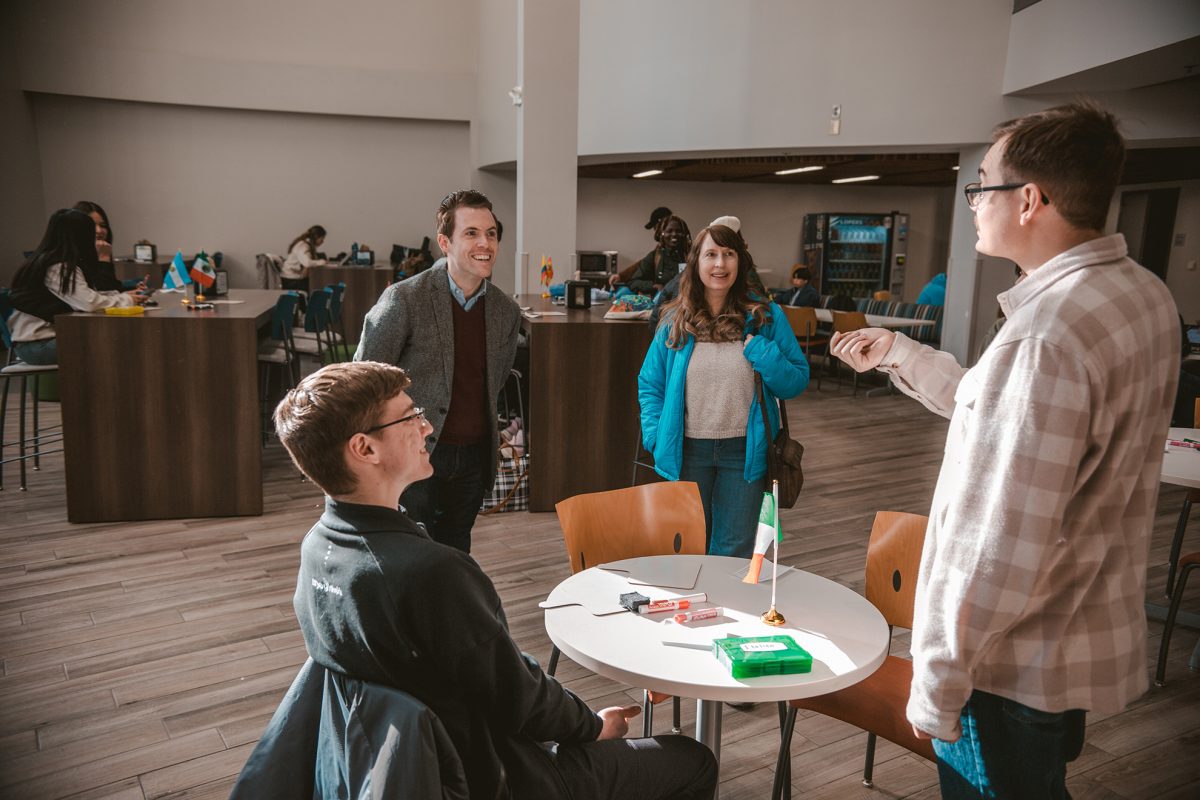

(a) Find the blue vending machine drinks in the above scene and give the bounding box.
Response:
[800,212,909,300]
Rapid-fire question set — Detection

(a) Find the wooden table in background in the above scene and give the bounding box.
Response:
[55,289,281,523]
[518,295,654,512]
[308,264,394,344]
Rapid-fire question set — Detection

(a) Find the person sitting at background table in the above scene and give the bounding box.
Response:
[274,360,717,800]
[8,208,146,365]
[281,224,328,294]
[609,214,691,295]
[71,200,123,291]
[639,223,809,557]
[773,265,820,307]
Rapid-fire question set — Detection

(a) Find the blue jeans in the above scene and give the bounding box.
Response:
[934,690,1086,800]
[13,339,58,365]
[400,441,488,554]
[679,436,765,557]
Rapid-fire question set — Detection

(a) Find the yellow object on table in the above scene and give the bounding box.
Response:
[104,306,145,316]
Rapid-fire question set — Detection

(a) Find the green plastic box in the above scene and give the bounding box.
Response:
[713,635,813,679]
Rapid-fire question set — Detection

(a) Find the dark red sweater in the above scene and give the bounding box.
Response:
[439,296,488,446]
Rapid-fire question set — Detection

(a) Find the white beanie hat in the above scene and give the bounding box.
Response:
[709,215,741,233]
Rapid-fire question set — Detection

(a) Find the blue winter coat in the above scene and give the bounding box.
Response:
[638,302,810,482]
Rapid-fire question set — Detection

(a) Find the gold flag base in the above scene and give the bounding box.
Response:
[761,606,786,626]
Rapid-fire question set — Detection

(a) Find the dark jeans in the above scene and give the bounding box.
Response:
[934,689,1086,800]
[400,441,488,554]
[679,436,765,557]
[551,734,717,800]
[13,339,58,365]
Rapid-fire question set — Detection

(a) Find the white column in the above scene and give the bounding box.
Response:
[515,0,580,296]
[942,146,987,364]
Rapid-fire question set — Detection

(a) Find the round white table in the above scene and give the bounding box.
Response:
[1164,427,1200,489]
[543,555,889,787]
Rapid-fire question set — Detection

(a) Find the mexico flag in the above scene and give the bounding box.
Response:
[190,252,216,288]
[743,491,780,584]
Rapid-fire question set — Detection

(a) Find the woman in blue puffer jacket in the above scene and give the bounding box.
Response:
[638,223,809,557]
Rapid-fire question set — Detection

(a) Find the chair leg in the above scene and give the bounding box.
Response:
[642,689,653,738]
[18,375,29,490]
[546,644,560,677]
[0,374,9,491]
[671,695,681,734]
[771,705,798,800]
[31,374,41,469]
[862,731,878,787]
[1156,561,1199,686]
[1166,495,1194,598]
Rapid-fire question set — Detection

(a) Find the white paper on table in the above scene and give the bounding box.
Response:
[207,299,245,304]
[598,558,701,590]
[733,559,794,583]
[539,568,630,615]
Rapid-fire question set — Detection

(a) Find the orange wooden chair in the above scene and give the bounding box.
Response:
[553,481,707,736]
[771,511,935,800]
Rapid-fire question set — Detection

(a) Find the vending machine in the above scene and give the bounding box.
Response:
[800,212,909,299]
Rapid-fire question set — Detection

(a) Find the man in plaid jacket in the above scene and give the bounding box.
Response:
[829,102,1180,799]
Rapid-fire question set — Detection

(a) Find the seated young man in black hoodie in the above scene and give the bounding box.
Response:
[274,361,717,800]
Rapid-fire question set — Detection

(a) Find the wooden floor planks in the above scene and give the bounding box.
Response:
[1,383,1198,798]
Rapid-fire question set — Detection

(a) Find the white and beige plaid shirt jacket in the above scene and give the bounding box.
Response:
[879,234,1180,740]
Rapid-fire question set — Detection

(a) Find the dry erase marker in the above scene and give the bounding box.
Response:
[1166,439,1200,450]
[674,607,723,623]
[637,593,707,615]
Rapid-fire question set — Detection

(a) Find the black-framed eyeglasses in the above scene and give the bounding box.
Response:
[963,182,1050,210]
[362,407,426,434]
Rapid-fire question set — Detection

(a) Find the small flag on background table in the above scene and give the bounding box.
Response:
[743,492,781,584]
[190,251,216,288]
[163,251,192,290]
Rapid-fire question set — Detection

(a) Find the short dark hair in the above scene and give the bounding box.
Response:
[791,265,811,281]
[274,361,413,496]
[992,101,1125,231]
[436,190,496,239]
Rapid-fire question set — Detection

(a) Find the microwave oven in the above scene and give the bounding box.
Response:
[576,250,618,275]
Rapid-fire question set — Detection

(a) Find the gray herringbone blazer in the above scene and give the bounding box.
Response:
[354,264,522,485]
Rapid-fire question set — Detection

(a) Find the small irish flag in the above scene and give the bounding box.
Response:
[743,492,781,584]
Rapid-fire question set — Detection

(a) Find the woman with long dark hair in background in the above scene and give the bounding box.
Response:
[8,209,145,365]
[281,224,328,294]
[638,223,809,557]
[72,200,123,291]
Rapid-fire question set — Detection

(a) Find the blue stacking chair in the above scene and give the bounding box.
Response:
[257,292,303,441]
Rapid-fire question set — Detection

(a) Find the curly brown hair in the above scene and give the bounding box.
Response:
[661,224,769,349]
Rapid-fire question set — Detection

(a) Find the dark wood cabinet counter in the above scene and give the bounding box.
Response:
[55,289,281,523]
[308,265,394,345]
[517,295,655,511]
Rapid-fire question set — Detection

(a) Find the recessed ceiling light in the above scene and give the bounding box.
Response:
[632,169,663,179]
[774,166,825,176]
[831,175,880,184]
[952,165,960,171]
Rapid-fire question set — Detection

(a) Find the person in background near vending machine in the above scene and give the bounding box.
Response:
[915,272,947,306]
[773,265,821,307]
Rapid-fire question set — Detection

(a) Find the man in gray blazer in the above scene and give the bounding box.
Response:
[355,190,522,553]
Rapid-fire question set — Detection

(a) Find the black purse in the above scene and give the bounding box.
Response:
[755,373,804,508]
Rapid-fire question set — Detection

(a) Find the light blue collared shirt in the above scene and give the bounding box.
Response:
[446,266,487,311]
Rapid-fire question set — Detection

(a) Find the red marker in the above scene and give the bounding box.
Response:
[637,593,707,615]
[673,607,722,623]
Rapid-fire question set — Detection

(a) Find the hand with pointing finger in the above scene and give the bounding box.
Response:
[597,704,642,740]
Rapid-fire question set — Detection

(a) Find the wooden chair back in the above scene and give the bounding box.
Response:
[831,310,869,335]
[555,482,706,574]
[864,511,928,630]
[781,306,819,339]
